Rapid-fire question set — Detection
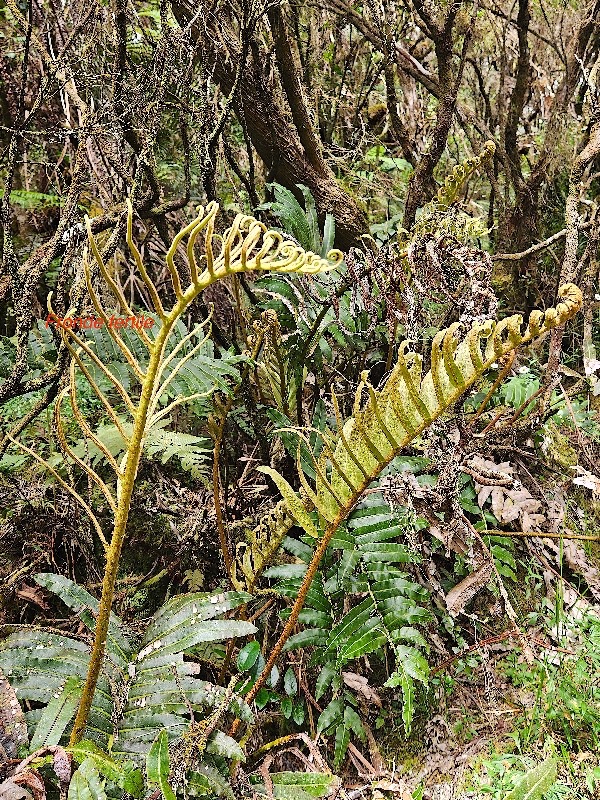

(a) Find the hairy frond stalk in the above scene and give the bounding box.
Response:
[53,202,343,743]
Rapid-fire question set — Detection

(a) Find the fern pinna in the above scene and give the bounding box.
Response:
[231,282,583,726]
[265,496,431,765]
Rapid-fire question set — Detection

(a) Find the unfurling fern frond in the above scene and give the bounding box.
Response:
[261,283,583,534]
[231,502,296,592]
[251,309,297,419]
[412,141,496,233]
[395,140,495,249]
[4,200,344,744]
[235,284,583,721]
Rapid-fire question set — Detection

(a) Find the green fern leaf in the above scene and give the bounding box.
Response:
[147,730,176,800]
[321,214,336,258]
[505,758,558,800]
[0,629,114,742]
[315,666,337,702]
[30,677,83,750]
[282,629,330,652]
[34,573,132,668]
[260,184,314,250]
[316,698,342,734]
[187,765,236,799]
[144,420,211,479]
[0,581,255,759]
[68,759,107,800]
[338,630,387,663]
[68,740,143,797]
[205,730,245,762]
[333,722,350,770]
[298,184,321,252]
[401,673,414,735]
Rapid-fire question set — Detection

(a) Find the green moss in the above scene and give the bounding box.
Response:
[543,421,578,469]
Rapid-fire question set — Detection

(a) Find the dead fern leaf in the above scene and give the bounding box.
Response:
[470,456,545,531]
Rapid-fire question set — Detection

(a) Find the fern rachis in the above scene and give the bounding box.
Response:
[231,282,583,726]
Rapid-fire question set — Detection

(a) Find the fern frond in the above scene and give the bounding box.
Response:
[413,141,496,232]
[6,201,343,743]
[234,284,583,721]
[0,576,255,758]
[267,498,431,751]
[393,141,496,252]
[144,420,212,480]
[274,500,431,666]
[231,502,297,592]
[244,287,580,599]
[280,284,582,531]
[253,310,296,417]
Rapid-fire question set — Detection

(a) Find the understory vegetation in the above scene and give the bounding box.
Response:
[1,0,600,798]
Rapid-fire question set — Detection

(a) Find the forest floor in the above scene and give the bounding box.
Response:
[2,472,600,800]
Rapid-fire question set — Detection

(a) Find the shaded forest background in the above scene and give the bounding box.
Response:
[2,0,600,797]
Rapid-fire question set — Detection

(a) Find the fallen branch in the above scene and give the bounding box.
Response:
[492,220,594,261]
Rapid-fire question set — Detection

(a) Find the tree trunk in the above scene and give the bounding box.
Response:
[173,1,367,250]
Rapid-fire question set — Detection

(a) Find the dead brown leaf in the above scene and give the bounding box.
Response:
[545,539,600,602]
[342,672,382,708]
[445,562,494,617]
[9,773,44,800]
[15,586,48,611]
[469,457,545,531]
[0,780,33,800]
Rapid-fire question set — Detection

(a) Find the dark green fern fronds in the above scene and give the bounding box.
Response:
[258,183,336,256]
[266,497,432,763]
[0,574,255,759]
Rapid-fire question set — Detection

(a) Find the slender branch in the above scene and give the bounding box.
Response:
[544,120,600,404]
[211,329,266,583]
[54,388,118,514]
[486,529,600,541]
[149,327,212,418]
[81,244,147,380]
[68,360,124,475]
[148,391,210,428]
[58,325,137,415]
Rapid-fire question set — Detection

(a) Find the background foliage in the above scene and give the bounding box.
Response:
[2,0,600,797]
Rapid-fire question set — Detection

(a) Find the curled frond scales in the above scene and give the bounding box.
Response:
[157,202,344,298]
